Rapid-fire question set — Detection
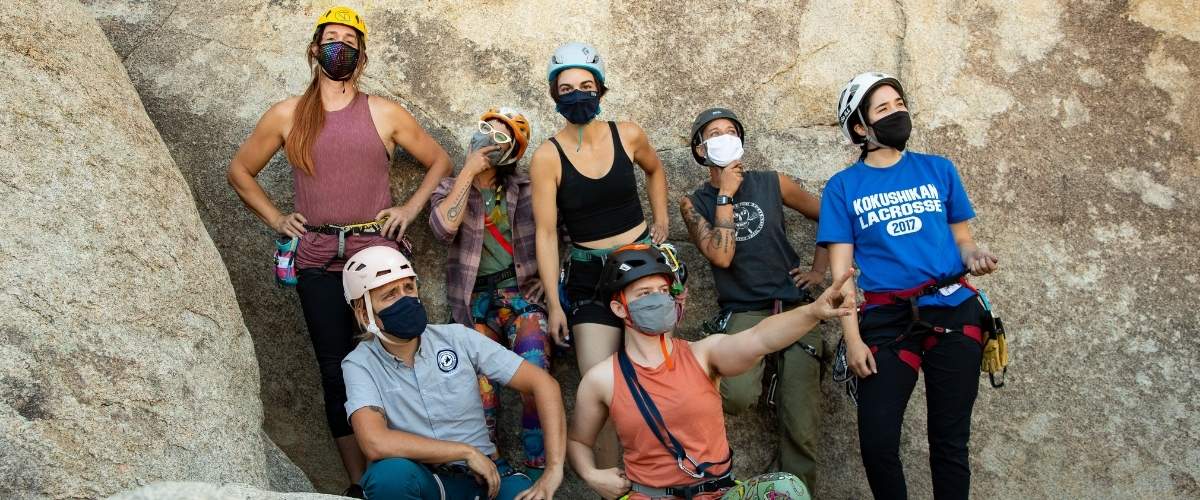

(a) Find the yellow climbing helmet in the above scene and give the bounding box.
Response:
[314,6,368,41]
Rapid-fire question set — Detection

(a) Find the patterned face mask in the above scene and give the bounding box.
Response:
[316,41,359,81]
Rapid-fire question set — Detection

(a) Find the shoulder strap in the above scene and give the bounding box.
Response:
[547,137,576,178]
[616,349,732,479]
[607,121,631,163]
[548,136,565,156]
[483,217,514,256]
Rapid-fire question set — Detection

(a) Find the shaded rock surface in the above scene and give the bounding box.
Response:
[111,482,339,500]
[83,0,1199,497]
[0,0,309,497]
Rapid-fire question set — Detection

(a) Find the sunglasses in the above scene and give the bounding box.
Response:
[478,121,512,144]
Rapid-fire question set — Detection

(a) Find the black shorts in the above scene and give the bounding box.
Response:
[563,257,624,329]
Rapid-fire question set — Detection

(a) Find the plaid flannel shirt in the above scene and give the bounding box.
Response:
[429,174,540,326]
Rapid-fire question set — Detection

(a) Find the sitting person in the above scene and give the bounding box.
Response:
[339,246,565,499]
[429,108,553,475]
[567,245,854,499]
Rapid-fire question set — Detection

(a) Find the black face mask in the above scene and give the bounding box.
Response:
[555,90,601,124]
[316,41,360,81]
[867,111,912,151]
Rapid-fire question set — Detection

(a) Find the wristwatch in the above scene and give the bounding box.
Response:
[715,195,734,206]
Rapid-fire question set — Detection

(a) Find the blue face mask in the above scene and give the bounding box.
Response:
[377,296,428,340]
[555,90,601,124]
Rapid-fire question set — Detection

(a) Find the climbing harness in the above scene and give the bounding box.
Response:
[861,272,983,374]
[275,217,413,285]
[628,473,737,500]
[304,218,385,260]
[834,272,1011,405]
[303,216,413,259]
[618,348,734,499]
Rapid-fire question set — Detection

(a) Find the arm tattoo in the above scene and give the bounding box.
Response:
[445,183,471,222]
[682,197,735,255]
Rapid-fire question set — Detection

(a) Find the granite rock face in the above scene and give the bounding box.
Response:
[85,0,1199,497]
[110,482,339,500]
[0,1,310,497]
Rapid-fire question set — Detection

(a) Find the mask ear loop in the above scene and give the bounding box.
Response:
[363,292,400,345]
[620,291,674,370]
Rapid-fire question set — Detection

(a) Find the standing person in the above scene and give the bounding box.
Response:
[819,71,999,499]
[429,108,553,476]
[529,41,670,467]
[339,246,566,500]
[226,7,452,495]
[568,245,856,499]
[679,108,829,492]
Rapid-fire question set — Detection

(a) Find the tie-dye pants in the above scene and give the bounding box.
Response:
[470,285,551,468]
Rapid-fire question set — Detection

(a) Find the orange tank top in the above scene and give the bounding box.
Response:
[611,338,732,492]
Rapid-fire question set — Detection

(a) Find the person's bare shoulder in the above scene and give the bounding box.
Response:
[529,141,562,179]
[579,353,616,404]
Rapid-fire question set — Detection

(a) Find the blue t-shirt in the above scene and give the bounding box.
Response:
[817,151,976,307]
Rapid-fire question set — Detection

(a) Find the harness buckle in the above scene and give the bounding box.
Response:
[678,456,706,479]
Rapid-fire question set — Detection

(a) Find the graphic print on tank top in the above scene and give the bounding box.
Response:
[732,201,765,241]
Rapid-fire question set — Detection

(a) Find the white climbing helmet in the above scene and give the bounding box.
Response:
[836,71,905,145]
[342,246,417,342]
[547,41,606,85]
[342,246,417,303]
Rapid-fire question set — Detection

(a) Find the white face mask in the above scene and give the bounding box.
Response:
[704,134,744,167]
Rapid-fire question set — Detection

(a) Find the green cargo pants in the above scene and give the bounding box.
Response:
[717,308,824,494]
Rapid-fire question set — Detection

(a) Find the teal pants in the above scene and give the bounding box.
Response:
[361,457,532,500]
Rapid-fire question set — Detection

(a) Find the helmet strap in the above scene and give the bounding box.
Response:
[363,292,400,345]
[856,108,885,153]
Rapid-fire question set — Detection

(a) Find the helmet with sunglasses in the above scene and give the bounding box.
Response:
[547,41,606,86]
[837,71,905,145]
[314,6,368,42]
[479,107,531,165]
[600,244,676,297]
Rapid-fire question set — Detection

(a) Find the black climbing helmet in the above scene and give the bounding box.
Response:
[690,107,745,165]
[600,244,675,297]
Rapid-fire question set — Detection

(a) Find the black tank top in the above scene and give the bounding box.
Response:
[552,121,645,242]
[690,171,803,311]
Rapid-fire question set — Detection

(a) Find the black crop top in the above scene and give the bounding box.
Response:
[552,121,645,242]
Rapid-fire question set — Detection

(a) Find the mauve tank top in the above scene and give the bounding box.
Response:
[612,338,732,493]
[292,92,398,270]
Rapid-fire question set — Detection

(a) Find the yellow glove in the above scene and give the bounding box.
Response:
[982,335,1004,373]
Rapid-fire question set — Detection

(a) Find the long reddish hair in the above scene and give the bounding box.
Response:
[285,27,369,175]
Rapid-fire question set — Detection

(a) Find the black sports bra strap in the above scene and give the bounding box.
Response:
[607,121,629,159]
[548,136,566,156]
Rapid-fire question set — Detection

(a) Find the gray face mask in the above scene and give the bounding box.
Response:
[626,292,677,335]
[468,131,513,165]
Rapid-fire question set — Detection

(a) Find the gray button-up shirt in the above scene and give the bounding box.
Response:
[342,323,524,456]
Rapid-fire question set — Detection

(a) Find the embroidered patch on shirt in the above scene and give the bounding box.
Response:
[437,349,458,372]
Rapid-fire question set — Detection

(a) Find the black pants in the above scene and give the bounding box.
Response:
[856,298,986,500]
[296,267,359,438]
